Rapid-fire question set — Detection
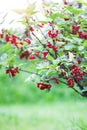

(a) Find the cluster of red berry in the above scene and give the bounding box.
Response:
[47,42,58,53]
[67,77,74,88]
[0,32,23,48]
[20,50,41,60]
[71,25,87,40]
[20,50,49,60]
[72,65,84,81]
[37,77,59,91]
[78,31,87,39]
[37,82,52,90]
[48,30,58,38]
[72,25,80,34]
[67,64,84,88]
[20,50,32,60]
[6,67,19,77]
[0,27,33,48]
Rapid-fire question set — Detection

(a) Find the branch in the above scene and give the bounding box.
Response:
[38,26,58,59]
[38,25,48,40]
[38,55,53,64]
[59,79,85,97]
[32,32,45,47]
[32,32,55,58]
[74,77,84,90]
[20,68,87,98]
[20,69,42,77]
[51,22,58,59]
[72,87,83,97]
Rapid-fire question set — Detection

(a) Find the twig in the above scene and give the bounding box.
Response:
[20,69,42,77]
[32,32,55,58]
[59,78,84,97]
[20,68,86,98]
[72,87,83,97]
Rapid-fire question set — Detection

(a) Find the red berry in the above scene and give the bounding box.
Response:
[72,64,77,69]
[20,53,25,60]
[47,42,52,48]
[43,51,48,59]
[6,34,10,42]
[37,82,52,90]
[64,1,68,5]
[67,77,74,88]
[20,41,24,45]
[25,32,29,37]
[54,77,59,84]
[25,51,31,60]
[15,67,19,73]
[0,33,4,38]
[20,51,31,60]
[78,31,87,39]
[35,51,40,57]
[29,26,34,32]
[6,67,19,77]
[52,45,58,53]
[77,58,82,64]
[61,71,66,76]
[78,31,83,38]
[25,38,31,44]
[29,55,36,60]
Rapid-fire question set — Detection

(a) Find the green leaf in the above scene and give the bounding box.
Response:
[83,40,87,47]
[37,62,49,69]
[25,74,39,82]
[38,21,48,24]
[49,13,65,20]
[46,69,57,77]
[0,43,11,51]
[66,6,83,14]
[78,46,84,51]
[64,44,75,50]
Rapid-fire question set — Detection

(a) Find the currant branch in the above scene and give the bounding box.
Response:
[51,22,58,59]
[32,32,55,58]
[20,68,42,77]
[72,87,83,97]
[59,79,85,97]
[32,32,46,47]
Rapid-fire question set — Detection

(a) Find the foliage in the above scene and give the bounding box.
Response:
[0,0,87,97]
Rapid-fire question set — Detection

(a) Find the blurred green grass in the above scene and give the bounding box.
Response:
[0,69,86,104]
[0,102,87,130]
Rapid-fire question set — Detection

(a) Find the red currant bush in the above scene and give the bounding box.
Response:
[0,1,87,97]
